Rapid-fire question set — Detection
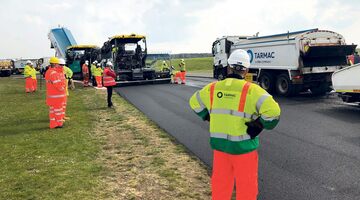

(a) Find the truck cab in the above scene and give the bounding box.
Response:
[212,36,249,80]
[65,45,100,79]
[101,34,155,81]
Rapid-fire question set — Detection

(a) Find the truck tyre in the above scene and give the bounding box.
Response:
[259,72,274,93]
[275,74,296,96]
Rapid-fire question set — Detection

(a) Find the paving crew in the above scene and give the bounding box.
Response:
[82,60,90,87]
[94,63,103,88]
[59,58,73,121]
[103,61,116,108]
[45,57,66,129]
[179,59,186,84]
[24,60,34,93]
[189,49,281,200]
[91,61,97,86]
[161,60,169,72]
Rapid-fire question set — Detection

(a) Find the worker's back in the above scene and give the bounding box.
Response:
[190,76,280,154]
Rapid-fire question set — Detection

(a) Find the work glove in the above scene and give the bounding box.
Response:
[245,118,264,139]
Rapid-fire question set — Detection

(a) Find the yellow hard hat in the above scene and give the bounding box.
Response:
[49,57,60,64]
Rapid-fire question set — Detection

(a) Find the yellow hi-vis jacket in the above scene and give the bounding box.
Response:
[189,76,281,154]
[93,67,103,76]
[30,67,37,80]
[90,64,96,76]
[23,65,32,78]
[180,61,186,72]
[63,66,73,79]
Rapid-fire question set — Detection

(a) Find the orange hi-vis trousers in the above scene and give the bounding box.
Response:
[180,71,186,83]
[174,71,186,84]
[49,105,64,129]
[95,76,103,87]
[32,79,37,91]
[212,150,258,200]
[25,77,34,92]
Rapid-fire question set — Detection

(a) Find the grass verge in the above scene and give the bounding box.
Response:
[0,77,211,199]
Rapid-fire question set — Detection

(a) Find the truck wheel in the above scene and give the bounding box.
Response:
[276,74,296,96]
[259,72,274,93]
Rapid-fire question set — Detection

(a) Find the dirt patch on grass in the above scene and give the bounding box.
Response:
[86,89,211,199]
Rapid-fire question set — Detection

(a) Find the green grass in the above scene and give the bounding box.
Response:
[0,77,102,200]
[148,57,213,72]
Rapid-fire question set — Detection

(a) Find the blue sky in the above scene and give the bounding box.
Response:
[0,0,359,58]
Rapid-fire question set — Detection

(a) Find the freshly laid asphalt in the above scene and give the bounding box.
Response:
[115,77,360,200]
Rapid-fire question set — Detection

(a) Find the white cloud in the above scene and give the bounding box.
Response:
[0,0,359,58]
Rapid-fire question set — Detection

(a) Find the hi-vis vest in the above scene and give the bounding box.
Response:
[103,68,116,86]
[189,78,281,154]
[45,68,66,106]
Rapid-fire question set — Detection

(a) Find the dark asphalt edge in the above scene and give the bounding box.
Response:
[115,89,213,171]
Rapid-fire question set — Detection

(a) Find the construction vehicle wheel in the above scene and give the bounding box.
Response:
[275,74,297,96]
[259,72,274,93]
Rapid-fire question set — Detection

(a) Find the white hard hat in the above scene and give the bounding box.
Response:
[228,49,250,69]
[97,63,101,67]
[163,61,166,63]
[94,60,98,64]
[85,60,89,64]
[181,59,185,62]
[58,58,66,65]
[26,60,32,65]
[106,61,113,67]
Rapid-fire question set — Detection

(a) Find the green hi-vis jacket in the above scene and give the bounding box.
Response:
[180,61,186,72]
[90,64,96,76]
[189,77,281,154]
[93,67,103,77]
[63,66,73,79]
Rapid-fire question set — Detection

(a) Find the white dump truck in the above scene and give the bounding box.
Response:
[332,63,360,104]
[212,29,357,96]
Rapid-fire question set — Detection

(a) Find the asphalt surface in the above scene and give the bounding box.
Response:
[115,77,360,200]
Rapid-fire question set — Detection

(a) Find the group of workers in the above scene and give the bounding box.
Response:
[24,57,116,129]
[161,59,187,84]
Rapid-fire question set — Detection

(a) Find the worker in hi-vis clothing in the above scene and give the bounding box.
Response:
[94,63,103,88]
[103,61,116,108]
[24,60,34,93]
[189,49,281,200]
[179,59,186,84]
[29,62,38,92]
[174,59,186,84]
[82,60,90,87]
[161,60,169,72]
[45,57,66,129]
[91,61,97,86]
[59,58,72,121]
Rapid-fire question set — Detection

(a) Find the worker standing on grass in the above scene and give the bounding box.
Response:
[29,62,38,92]
[24,60,34,93]
[91,61,97,86]
[103,61,116,108]
[59,58,72,120]
[189,49,281,200]
[82,60,90,87]
[45,57,66,129]
[94,63,103,88]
